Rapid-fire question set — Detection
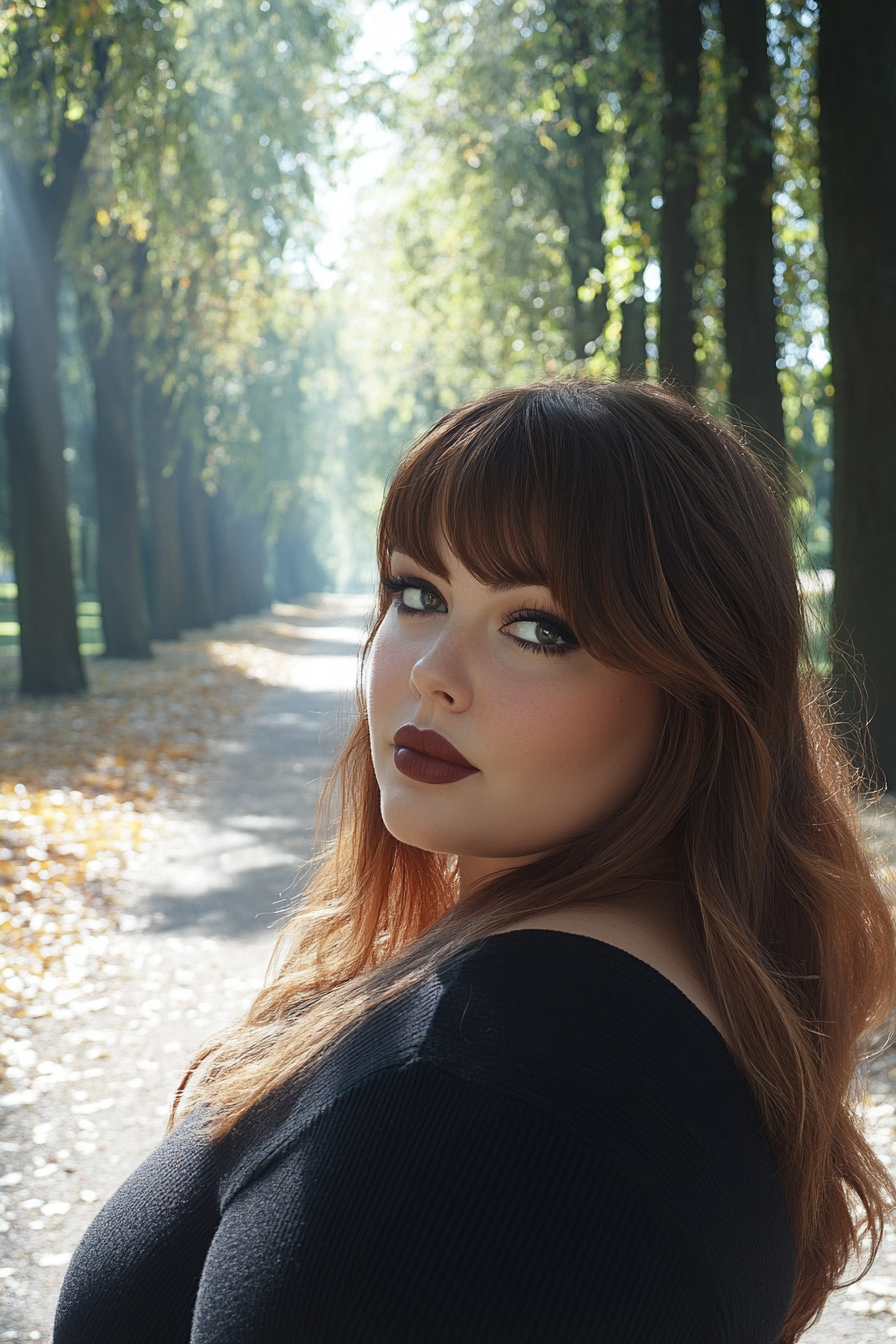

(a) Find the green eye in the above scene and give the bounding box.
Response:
[515,620,568,646]
[502,610,579,656]
[402,586,447,613]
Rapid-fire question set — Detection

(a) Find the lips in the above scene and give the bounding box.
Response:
[392,724,479,786]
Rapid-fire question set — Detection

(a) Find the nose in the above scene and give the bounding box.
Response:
[409,629,473,712]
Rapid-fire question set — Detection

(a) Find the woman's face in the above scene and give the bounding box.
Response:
[366,543,664,890]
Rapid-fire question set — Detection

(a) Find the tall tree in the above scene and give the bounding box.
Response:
[60,0,343,653]
[140,378,182,641]
[717,0,788,486]
[210,492,238,624]
[818,0,896,785]
[0,0,176,691]
[1,128,92,693]
[177,442,216,631]
[405,0,619,372]
[536,1,611,359]
[619,0,661,381]
[619,292,648,377]
[657,0,702,389]
[78,241,152,660]
[86,297,151,658]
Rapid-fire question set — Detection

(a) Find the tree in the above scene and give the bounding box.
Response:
[818,0,896,785]
[619,291,648,376]
[527,0,611,359]
[140,377,182,641]
[401,1,625,373]
[63,0,344,647]
[657,0,702,389]
[619,0,661,379]
[717,0,787,485]
[77,236,153,659]
[177,443,216,631]
[0,0,177,692]
[83,289,152,658]
[2,126,91,693]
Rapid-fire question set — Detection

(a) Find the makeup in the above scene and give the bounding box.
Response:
[393,724,479,786]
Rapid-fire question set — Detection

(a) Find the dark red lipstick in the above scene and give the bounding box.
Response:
[393,724,479,785]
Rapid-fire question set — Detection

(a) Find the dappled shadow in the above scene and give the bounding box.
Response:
[143,874,299,939]
[132,603,365,939]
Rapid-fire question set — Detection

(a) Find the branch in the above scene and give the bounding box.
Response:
[46,35,113,242]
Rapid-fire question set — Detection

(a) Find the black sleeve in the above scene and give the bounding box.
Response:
[54,1116,219,1344]
[190,1061,728,1344]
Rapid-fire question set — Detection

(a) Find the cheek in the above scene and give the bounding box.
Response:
[366,624,409,722]
[490,672,661,813]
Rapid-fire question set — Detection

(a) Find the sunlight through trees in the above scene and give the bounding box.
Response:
[0,0,892,777]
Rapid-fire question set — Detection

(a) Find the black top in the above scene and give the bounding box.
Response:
[54,932,795,1343]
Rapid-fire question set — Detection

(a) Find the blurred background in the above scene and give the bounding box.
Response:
[0,0,891,742]
[0,1,895,1335]
[0,0,892,749]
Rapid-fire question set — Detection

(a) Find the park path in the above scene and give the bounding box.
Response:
[0,597,894,1340]
[0,597,365,1339]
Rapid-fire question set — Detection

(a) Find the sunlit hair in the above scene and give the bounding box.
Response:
[178,379,896,1343]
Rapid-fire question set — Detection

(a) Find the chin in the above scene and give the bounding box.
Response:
[379,797,468,856]
[380,814,456,854]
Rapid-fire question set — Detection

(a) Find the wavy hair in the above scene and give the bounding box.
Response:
[178,379,896,1342]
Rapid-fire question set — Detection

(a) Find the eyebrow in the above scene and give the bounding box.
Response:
[483,578,548,594]
[386,557,548,597]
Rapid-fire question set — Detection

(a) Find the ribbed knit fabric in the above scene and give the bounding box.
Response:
[54,931,795,1343]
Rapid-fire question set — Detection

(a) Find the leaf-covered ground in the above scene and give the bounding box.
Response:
[0,601,363,1336]
[0,631,265,1037]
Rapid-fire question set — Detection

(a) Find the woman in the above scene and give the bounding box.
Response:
[55,380,896,1343]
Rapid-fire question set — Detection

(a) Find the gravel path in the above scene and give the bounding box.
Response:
[0,601,894,1340]
[0,600,361,1339]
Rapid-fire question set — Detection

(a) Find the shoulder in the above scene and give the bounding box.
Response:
[210,934,793,1342]
[230,930,770,1190]
[424,930,738,1120]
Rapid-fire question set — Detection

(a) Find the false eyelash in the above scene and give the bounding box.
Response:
[501,608,580,657]
[381,576,579,656]
[380,573,446,613]
[502,607,578,642]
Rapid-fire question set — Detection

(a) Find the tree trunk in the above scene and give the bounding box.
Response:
[273,516,328,600]
[177,444,215,630]
[717,0,788,488]
[87,302,151,658]
[273,533,303,602]
[818,0,896,787]
[657,0,702,390]
[246,516,270,613]
[140,379,182,640]
[232,514,269,616]
[0,144,88,693]
[539,2,608,362]
[567,83,608,359]
[210,491,238,622]
[619,293,648,378]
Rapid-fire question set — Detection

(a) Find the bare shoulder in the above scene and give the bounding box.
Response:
[501,890,732,1050]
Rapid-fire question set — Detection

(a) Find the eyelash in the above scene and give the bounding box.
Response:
[503,609,578,657]
[381,574,578,657]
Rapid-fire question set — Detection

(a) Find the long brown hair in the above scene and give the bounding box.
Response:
[179,379,896,1342]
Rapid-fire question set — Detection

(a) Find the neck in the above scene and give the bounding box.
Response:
[456,851,550,900]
